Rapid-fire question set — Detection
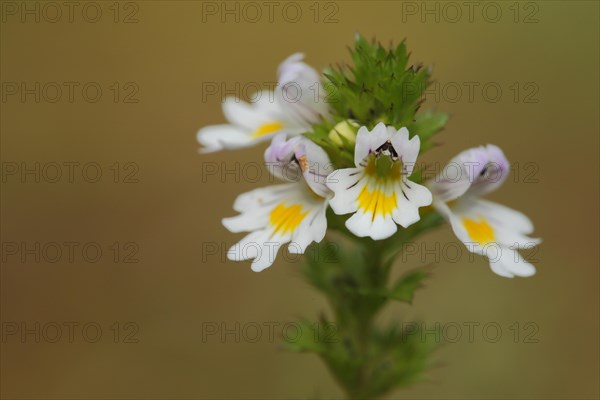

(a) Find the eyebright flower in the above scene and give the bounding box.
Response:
[326,123,432,240]
[275,53,330,127]
[428,145,541,278]
[222,134,332,272]
[196,53,326,153]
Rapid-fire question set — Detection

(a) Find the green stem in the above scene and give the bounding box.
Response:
[307,211,445,399]
[350,239,388,399]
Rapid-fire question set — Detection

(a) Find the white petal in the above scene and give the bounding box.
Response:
[345,210,373,238]
[277,53,319,90]
[469,145,510,197]
[222,92,281,130]
[393,194,419,228]
[354,126,372,167]
[338,176,399,239]
[278,52,305,67]
[427,148,487,202]
[222,212,268,233]
[326,168,364,215]
[447,211,486,255]
[226,227,292,271]
[386,125,398,137]
[427,172,472,204]
[345,208,397,240]
[227,231,266,262]
[232,184,295,213]
[431,145,510,202]
[371,122,392,142]
[488,258,515,278]
[403,180,433,207]
[264,134,304,182]
[299,139,334,197]
[370,215,398,240]
[491,247,536,278]
[276,53,328,126]
[390,127,420,176]
[251,241,284,272]
[393,180,432,228]
[289,204,328,254]
[450,196,541,248]
[466,199,536,235]
[494,226,542,249]
[196,124,251,153]
[264,133,297,163]
[451,197,541,249]
[447,202,539,273]
[354,123,389,167]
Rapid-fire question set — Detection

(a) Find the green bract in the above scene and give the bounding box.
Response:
[306,34,448,171]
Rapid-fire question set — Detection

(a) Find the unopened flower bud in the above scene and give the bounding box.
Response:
[328,120,359,147]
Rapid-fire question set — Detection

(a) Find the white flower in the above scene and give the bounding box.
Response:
[264,133,333,198]
[326,123,432,240]
[222,135,332,271]
[275,53,330,127]
[197,53,327,153]
[428,145,541,278]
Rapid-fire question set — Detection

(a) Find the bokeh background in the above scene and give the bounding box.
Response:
[1,1,598,399]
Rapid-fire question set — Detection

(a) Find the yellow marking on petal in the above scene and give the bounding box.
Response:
[462,217,495,244]
[251,121,284,138]
[269,203,308,235]
[357,186,397,220]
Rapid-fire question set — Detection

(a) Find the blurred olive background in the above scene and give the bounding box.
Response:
[1,1,598,399]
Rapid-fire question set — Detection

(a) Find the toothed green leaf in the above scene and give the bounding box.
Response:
[389,269,430,304]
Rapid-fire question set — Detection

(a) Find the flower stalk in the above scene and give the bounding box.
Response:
[296,209,444,399]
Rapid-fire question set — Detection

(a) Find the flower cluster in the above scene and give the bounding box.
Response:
[198,39,540,278]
